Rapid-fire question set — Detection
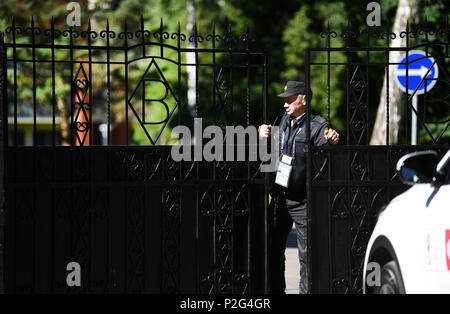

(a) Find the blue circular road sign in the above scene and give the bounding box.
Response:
[394,50,438,95]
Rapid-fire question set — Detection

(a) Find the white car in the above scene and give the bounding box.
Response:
[363,149,450,294]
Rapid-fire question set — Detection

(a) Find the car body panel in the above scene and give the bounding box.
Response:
[363,183,450,293]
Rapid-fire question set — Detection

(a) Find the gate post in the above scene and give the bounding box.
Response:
[0,30,5,294]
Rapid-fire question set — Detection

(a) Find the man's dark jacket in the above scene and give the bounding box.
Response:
[269,111,329,201]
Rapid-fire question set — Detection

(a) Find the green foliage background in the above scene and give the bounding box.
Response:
[0,0,448,145]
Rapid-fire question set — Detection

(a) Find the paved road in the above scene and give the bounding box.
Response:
[285,227,300,294]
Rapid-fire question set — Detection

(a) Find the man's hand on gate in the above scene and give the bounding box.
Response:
[325,128,339,145]
[258,124,272,138]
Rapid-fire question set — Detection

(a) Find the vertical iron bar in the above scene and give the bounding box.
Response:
[106,148,110,292]
[423,17,429,135]
[305,48,312,293]
[88,20,93,146]
[159,186,163,293]
[176,23,187,292]
[425,17,429,56]
[245,25,250,127]
[344,22,351,291]
[195,174,199,292]
[346,35,350,145]
[191,22,201,292]
[0,31,5,136]
[405,22,409,144]
[385,21,390,145]
[10,20,17,292]
[12,18,17,147]
[50,17,56,291]
[262,52,268,293]
[123,20,129,291]
[31,17,37,147]
[30,16,37,292]
[0,29,6,294]
[88,21,93,289]
[228,27,235,294]
[326,21,336,293]
[141,18,146,124]
[194,23,199,118]
[210,22,217,294]
[141,16,146,59]
[211,22,216,126]
[177,22,181,130]
[327,22,331,125]
[330,22,337,292]
[160,18,164,58]
[228,25,233,124]
[175,23,182,296]
[245,25,251,292]
[142,70,146,123]
[69,27,74,146]
[124,21,129,145]
[365,25,371,268]
[366,25,370,145]
[51,18,56,146]
[106,20,111,146]
[193,22,204,290]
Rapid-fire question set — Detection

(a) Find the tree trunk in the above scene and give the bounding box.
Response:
[369,0,421,145]
[186,0,196,116]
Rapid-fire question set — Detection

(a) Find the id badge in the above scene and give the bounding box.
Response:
[274,154,293,188]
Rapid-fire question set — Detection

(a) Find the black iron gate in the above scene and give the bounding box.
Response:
[306,22,449,293]
[0,18,269,293]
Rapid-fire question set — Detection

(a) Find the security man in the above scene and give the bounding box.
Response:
[259,81,339,294]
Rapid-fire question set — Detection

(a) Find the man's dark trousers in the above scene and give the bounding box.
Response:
[269,193,308,294]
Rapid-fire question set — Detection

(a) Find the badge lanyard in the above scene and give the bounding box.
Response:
[280,119,306,155]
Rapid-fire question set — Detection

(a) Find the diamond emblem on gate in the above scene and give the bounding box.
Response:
[128,59,179,144]
[73,63,91,146]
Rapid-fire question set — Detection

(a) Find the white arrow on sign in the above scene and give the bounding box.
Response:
[395,65,430,78]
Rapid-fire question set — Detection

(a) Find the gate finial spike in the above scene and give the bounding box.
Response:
[106,18,109,30]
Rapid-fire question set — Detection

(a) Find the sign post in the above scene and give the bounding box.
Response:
[411,95,418,145]
[394,50,439,145]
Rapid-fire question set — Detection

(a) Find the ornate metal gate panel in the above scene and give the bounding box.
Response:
[0,18,269,293]
[306,22,450,293]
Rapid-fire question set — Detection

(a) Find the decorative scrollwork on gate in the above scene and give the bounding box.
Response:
[349,66,368,145]
[73,63,91,146]
[162,187,181,293]
[127,188,145,292]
